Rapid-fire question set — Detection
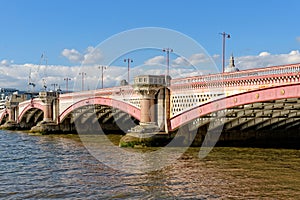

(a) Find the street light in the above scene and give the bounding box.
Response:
[79,72,87,91]
[220,32,231,73]
[162,48,173,134]
[98,66,106,89]
[124,58,133,84]
[40,53,48,90]
[64,77,71,93]
[163,48,173,86]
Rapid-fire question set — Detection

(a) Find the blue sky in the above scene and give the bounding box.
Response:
[0,0,300,90]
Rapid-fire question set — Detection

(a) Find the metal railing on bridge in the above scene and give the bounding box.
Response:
[170,63,300,91]
[171,63,300,85]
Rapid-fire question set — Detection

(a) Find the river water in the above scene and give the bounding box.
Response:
[0,130,299,199]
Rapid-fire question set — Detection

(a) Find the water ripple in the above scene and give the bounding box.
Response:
[0,130,299,199]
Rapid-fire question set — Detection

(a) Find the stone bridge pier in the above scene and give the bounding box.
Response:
[140,89,156,124]
[40,91,58,122]
[1,94,27,129]
[133,75,170,132]
[30,91,60,133]
[120,75,171,147]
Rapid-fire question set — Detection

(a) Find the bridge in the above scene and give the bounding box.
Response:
[1,62,300,146]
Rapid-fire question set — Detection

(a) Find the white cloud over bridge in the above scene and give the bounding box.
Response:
[1,50,300,91]
[61,46,103,64]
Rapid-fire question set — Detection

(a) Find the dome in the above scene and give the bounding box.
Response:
[225,54,239,73]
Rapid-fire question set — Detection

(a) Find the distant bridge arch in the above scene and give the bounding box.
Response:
[0,109,8,125]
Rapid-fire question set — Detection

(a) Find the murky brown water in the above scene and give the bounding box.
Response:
[0,130,299,199]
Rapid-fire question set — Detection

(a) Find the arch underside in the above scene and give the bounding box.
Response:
[0,110,8,125]
[189,98,300,132]
[19,108,44,129]
[18,102,44,123]
[60,104,139,133]
[171,84,300,133]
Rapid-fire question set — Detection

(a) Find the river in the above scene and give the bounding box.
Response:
[0,130,299,199]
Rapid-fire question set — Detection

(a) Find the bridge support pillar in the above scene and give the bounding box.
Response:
[120,75,172,147]
[8,108,15,122]
[43,102,53,122]
[140,94,156,123]
[0,94,27,130]
[0,107,19,130]
[30,92,60,134]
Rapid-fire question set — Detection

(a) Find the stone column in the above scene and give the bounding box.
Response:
[119,75,171,147]
[132,75,171,128]
[43,101,53,122]
[39,91,57,122]
[8,108,15,121]
[30,92,59,134]
[140,95,155,123]
[156,88,165,130]
[150,97,155,122]
[164,88,170,133]
[1,94,27,129]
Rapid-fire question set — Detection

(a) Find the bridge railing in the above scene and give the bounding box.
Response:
[58,85,141,115]
[170,63,300,91]
[59,85,135,98]
[169,63,300,117]
[171,63,300,85]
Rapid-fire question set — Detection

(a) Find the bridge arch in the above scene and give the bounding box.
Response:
[19,108,44,129]
[18,102,45,124]
[0,109,8,125]
[59,97,141,133]
[59,96,141,123]
[170,83,300,131]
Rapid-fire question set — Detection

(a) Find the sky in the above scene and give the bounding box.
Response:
[0,0,300,91]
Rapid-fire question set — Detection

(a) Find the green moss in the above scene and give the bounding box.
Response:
[119,134,171,147]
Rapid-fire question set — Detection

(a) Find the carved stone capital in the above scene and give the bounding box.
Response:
[134,84,163,99]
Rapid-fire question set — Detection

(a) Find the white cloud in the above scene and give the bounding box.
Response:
[144,56,165,66]
[0,60,201,91]
[289,50,299,55]
[0,61,134,91]
[259,51,271,57]
[171,54,210,66]
[82,46,103,65]
[189,53,210,66]
[236,50,300,70]
[2,50,300,92]
[61,46,103,64]
[61,49,83,63]
[212,54,220,59]
[146,53,213,68]
[172,56,189,66]
[0,59,14,66]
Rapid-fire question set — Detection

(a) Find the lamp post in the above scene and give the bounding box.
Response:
[162,48,173,133]
[124,58,133,84]
[163,48,173,86]
[98,66,106,89]
[79,72,86,91]
[64,77,71,93]
[40,53,48,90]
[220,32,230,73]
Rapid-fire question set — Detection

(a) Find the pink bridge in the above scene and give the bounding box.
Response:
[1,63,300,134]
